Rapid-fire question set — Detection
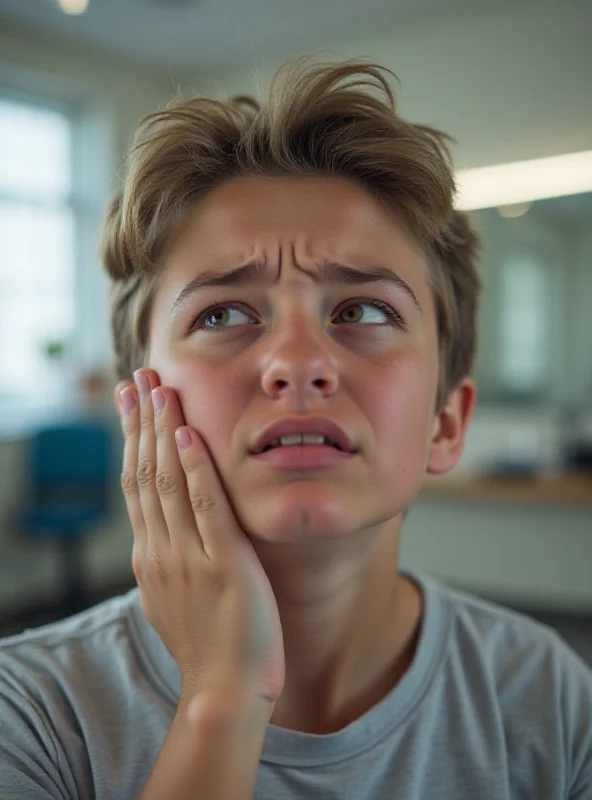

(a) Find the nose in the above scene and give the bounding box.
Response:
[260,312,339,403]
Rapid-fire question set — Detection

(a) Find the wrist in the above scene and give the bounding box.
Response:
[179,686,274,731]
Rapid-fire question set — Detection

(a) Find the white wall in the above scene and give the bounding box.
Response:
[192,0,592,170]
[401,496,592,614]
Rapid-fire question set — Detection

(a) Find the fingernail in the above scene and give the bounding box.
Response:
[175,427,192,449]
[119,387,136,416]
[134,370,150,400]
[152,388,165,414]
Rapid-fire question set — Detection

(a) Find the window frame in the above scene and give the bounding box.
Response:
[0,76,114,439]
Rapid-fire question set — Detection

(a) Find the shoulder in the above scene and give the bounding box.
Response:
[432,577,592,796]
[441,580,592,686]
[0,588,140,657]
[0,589,146,797]
[0,589,143,705]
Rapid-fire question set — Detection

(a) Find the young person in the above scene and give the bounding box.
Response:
[1,56,591,800]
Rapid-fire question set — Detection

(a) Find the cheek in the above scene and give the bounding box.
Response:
[154,359,238,449]
[366,355,436,473]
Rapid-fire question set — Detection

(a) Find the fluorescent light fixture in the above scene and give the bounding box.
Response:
[56,0,89,14]
[455,150,592,210]
[497,202,531,219]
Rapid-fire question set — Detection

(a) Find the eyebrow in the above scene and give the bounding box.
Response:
[170,259,422,315]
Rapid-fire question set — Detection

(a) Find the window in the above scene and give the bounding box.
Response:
[498,251,551,394]
[0,96,76,414]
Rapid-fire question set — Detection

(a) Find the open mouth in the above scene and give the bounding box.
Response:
[250,433,357,469]
[259,434,347,453]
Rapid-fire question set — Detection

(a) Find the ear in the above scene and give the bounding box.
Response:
[426,377,477,475]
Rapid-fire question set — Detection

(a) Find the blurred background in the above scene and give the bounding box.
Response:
[0,0,590,662]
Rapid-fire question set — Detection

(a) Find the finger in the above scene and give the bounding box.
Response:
[116,381,146,555]
[153,386,206,557]
[135,369,169,549]
[175,426,242,564]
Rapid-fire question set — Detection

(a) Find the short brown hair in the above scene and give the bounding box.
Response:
[100,55,481,413]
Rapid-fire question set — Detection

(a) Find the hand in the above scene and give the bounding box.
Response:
[114,369,285,706]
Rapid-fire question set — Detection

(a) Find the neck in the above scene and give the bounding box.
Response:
[252,519,423,734]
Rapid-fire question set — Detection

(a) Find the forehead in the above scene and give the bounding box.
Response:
[163,174,429,277]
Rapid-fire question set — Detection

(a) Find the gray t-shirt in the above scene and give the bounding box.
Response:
[1,569,591,799]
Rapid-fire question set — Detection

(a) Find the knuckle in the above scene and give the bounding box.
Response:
[120,415,135,436]
[137,458,156,487]
[139,414,154,432]
[155,468,179,496]
[188,490,216,515]
[147,549,169,582]
[131,549,144,583]
[154,419,168,439]
[121,469,138,495]
[183,458,203,476]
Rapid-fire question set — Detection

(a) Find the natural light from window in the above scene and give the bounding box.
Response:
[498,252,550,393]
[0,99,76,407]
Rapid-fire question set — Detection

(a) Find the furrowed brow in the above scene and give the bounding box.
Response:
[170,259,421,314]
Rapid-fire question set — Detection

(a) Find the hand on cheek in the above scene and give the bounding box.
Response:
[113,369,286,705]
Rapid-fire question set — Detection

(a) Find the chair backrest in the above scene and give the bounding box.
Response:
[28,421,113,507]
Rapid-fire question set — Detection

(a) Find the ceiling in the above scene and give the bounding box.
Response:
[0,0,493,74]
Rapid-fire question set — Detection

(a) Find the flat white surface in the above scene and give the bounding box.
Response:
[401,498,592,614]
[0,0,488,71]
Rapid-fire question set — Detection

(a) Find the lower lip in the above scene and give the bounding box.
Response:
[249,444,357,469]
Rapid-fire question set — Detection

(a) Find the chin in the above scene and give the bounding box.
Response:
[235,481,358,542]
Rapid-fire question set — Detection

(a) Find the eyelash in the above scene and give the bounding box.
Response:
[189,297,405,333]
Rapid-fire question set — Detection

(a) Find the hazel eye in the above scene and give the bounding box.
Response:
[191,304,254,332]
[189,297,405,335]
[334,299,404,327]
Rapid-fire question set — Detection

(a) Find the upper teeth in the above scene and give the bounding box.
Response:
[265,434,337,451]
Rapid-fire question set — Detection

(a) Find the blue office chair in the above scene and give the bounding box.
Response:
[19,419,114,614]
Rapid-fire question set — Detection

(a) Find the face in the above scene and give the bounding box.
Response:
[148,175,471,544]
